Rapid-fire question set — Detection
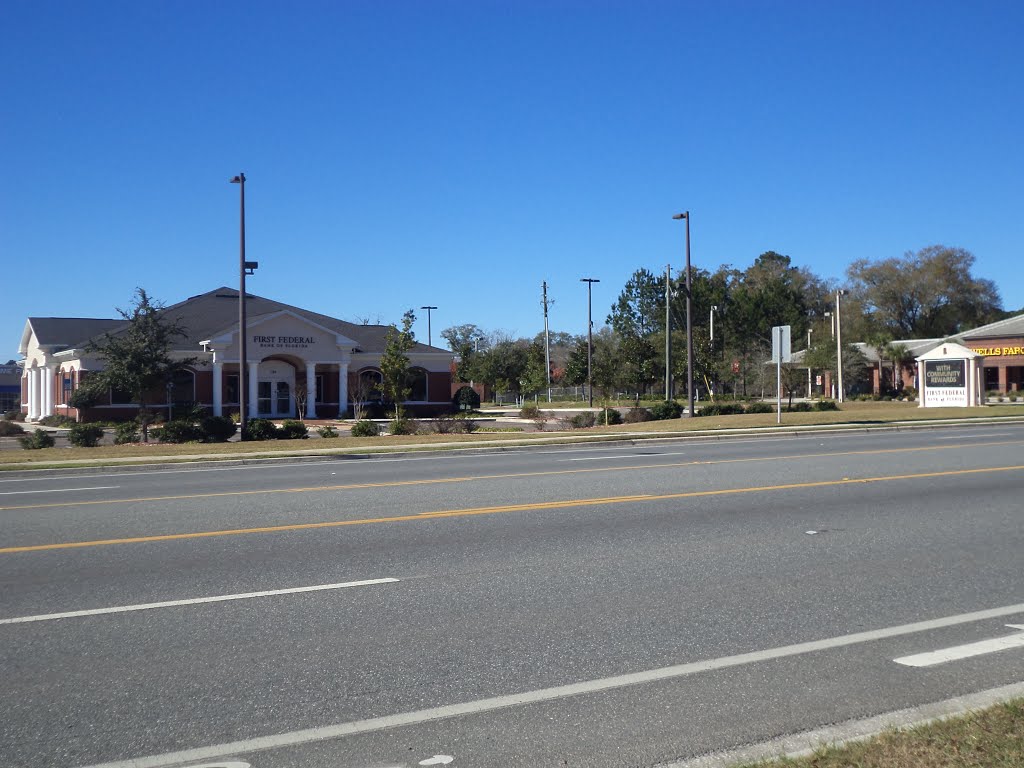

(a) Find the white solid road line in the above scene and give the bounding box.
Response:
[0,485,119,495]
[0,578,399,625]
[79,601,1024,768]
[894,624,1024,667]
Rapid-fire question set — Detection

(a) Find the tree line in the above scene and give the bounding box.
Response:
[443,245,1009,400]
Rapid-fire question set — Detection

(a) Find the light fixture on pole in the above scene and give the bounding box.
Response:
[420,306,438,347]
[672,212,695,418]
[230,173,258,438]
[580,278,600,408]
[835,289,848,403]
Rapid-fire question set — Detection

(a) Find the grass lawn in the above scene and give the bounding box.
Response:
[738,698,1024,767]
[2,401,1021,469]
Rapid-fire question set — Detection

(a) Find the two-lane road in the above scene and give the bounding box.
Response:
[2,423,1023,767]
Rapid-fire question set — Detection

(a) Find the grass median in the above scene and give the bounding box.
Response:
[1,401,1021,469]
[738,697,1024,767]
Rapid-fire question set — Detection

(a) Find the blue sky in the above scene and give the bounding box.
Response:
[3,0,1022,358]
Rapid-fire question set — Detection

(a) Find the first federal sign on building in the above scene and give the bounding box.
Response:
[18,287,455,423]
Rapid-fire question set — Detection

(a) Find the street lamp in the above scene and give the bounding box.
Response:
[672,212,695,417]
[835,289,848,403]
[230,173,258,438]
[420,306,438,347]
[580,278,600,408]
[710,305,719,398]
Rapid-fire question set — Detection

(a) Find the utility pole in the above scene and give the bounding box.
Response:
[542,282,552,403]
[665,264,672,401]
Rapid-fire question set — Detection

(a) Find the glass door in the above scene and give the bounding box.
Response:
[257,381,272,415]
[276,382,291,416]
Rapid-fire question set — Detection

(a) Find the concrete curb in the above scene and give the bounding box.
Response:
[659,681,1024,767]
[1,416,1022,478]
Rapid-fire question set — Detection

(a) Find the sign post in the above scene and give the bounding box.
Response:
[772,325,792,424]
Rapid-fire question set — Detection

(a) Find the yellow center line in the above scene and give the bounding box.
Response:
[3,464,1022,555]
[0,438,1020,513]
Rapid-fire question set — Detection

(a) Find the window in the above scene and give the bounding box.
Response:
[110,386,134,405]
[61,374,73,404]
[357,369,383,401]
[170,369,195,403]
[406,367,428,401]
[316,374,325,404]
[225,374,239,404]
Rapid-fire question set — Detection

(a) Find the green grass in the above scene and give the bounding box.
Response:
[737,698,1024,768]
[2,401,1020,469]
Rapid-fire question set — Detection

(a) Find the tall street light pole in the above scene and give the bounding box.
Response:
[672,212,694,418]
[835,289,848,403]
[420,306,438,347]
[665,264,672,401]
[230,173,250,438]
[580,278,600,408]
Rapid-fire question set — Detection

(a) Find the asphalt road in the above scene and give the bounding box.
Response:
[2,423,1023,768]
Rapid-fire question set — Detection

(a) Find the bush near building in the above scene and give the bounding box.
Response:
[68,424,105,447]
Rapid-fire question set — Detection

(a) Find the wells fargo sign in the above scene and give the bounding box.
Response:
[969,346,1024,356]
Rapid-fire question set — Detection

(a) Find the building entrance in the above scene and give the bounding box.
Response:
[256,361,295,418]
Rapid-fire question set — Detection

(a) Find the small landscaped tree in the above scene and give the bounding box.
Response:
[380,309,416,420]
[84,288,195,441]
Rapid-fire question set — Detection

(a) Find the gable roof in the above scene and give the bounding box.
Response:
[957,312,1024,341]
[20,317,123,355]
[25,288,449,357]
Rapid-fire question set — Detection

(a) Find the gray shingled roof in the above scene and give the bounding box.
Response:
[28,317,123,349]
[957,312,1024,341]
[73,288,447,355]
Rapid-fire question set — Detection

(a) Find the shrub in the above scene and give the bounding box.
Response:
[453,413,479,433]
[39,414,75,427]
[350,420,379,437]
[649,401,683,420]
[316,425,339,438]
[243,418,279,441]
[68,424,105,447]
[569,412,597,429]
[600,408,623,425]
[744,402,774,414]
[785,402,813,412]
[699,403,745,416]
[4,410,25,422]
[814,399,840,411]
[277,420,309,439]
[519,403,541,420]
[0,421,25,436]
[113,421,140,444]
[387,418,417,435]
[623,407,653,423]
[153,420,204,443]
[1009,392,1018,403]
[201,415,237,442]
[453,386,481,411]
[19,429,56,450]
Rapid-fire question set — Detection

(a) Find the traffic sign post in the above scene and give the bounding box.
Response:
[772,326,792,424]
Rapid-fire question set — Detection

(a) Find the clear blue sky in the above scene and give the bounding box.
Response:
[3,0,1022,358]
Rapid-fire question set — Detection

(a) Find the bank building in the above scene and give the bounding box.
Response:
[18,288,455,422]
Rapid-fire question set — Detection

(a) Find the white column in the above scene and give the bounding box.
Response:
[212,362,223,416]
[248,362,259,419]
[42,366,54,417]
[305,363,317,419]
[917,360,925,408]
[338,360,350,417]
[27,369,39,420]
